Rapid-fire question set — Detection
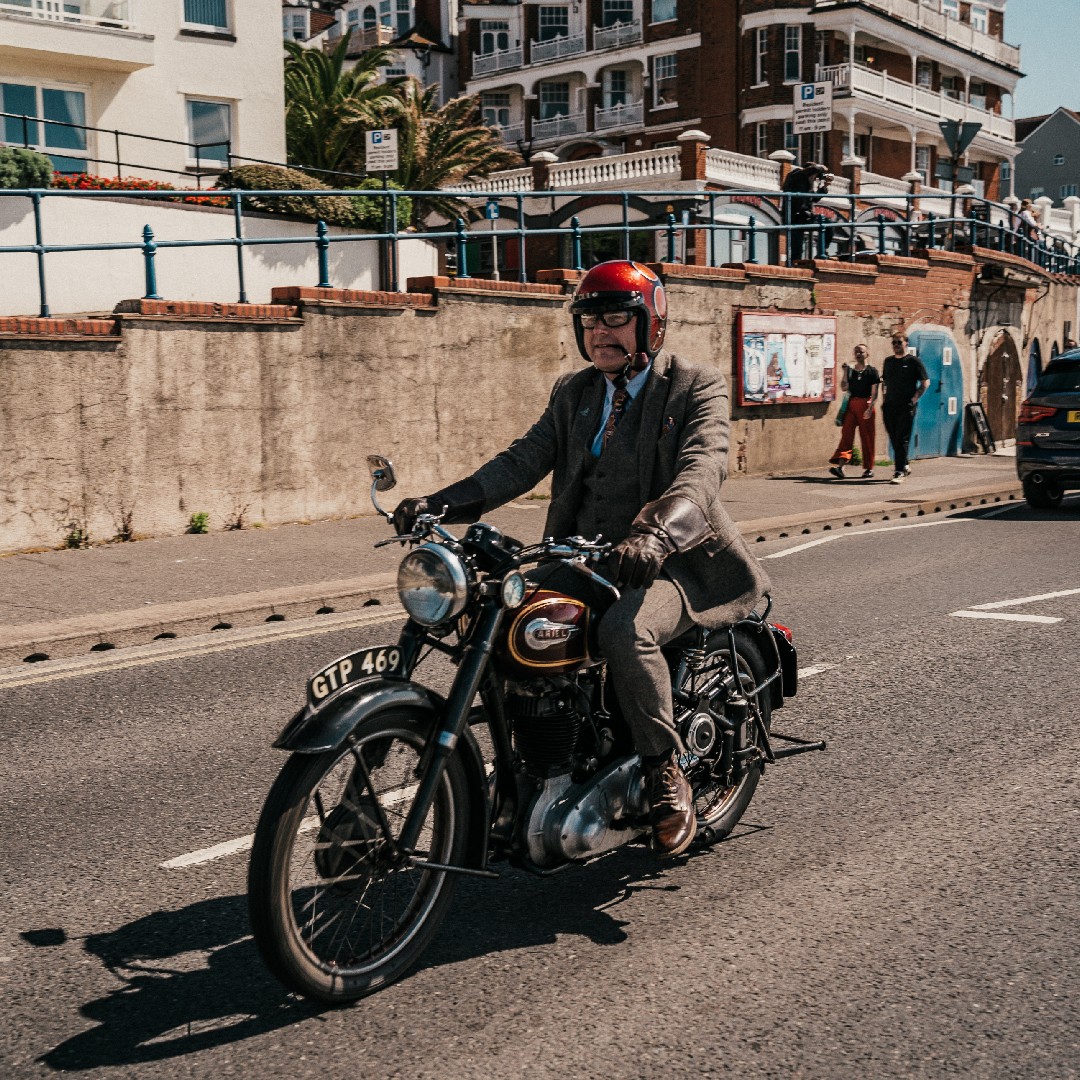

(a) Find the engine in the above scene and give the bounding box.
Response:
[506,688,582,776]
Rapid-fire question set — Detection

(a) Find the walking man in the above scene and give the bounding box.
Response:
[881,333,930,484]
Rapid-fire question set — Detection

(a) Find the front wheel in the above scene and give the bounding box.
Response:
[248,708,470,1004]
[682,630,772,844]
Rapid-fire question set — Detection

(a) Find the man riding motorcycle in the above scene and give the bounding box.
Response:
[393,260,770,856]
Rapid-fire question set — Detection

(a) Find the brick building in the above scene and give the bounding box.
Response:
[459,0,1020,195]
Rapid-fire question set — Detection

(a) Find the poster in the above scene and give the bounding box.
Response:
[736,312,838,405]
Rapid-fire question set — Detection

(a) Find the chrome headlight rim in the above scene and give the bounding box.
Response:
[397,543,471,627]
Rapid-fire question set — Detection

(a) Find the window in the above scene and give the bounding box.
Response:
[379,0,390,26]
[784,25,801,82]
[183,0,229,31]
[1054,153,1065,166]
[969,81,986,110]
[650,0,676,24]
[784,122,799,153]
[603,69,628,108]
[754,28,768,85]
[941,75,962,101]
[283,13,306,39]
[1029,186,1044,198]
[970,5,988,33]
[382,65,406,78]
[1,81,87,174]
[363,5,376,28]
[653,53,677,107]
[916,60,932,88]
[811,131,824,163]
[539,82,569,119]
[186,98,230,166]
[1062,184,1079,199]
[1000,161,1011,181]
[602,0,632,27]
[756,122,768,157]
[941,0,959,19]
[347,7,360,29]
[538,6,568,41]
[480,19,509,53]
[916,145,931,180]
[482,92,511,128]
[842,133,868,160]
[816,31,828,72]
[394,0,410,37]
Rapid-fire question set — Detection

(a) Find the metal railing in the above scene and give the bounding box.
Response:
[1,110,230,186]
[1,186,1076,318]
[529,31,585,62]
[0,0,136,31]
[594,100,644,131]
[471,46,522,76]
[593,17,641,50]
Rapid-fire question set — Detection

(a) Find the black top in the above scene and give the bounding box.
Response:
[882,353,930,403]
[846,364,880,398]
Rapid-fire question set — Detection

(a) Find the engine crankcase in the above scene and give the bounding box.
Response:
[525,756,648,867]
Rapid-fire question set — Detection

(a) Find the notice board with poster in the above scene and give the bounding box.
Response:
[736,312,838,406]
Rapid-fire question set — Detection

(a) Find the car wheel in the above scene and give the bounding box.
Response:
[1023,477,1064,510]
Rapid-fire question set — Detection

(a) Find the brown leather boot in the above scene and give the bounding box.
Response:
[643,751,696,857]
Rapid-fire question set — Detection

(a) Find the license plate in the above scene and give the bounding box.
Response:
[1068,410,1080,424]
[307,644,405,708]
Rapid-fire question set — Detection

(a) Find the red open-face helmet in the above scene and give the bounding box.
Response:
[569,260,668,364]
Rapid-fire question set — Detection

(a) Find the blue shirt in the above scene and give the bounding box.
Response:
[590,362,652,457]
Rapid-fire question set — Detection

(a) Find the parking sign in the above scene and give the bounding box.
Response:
[366,129,399,172]
[792,82,833,135]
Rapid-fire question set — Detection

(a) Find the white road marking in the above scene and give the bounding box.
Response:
[949,611,1062,624]
[0,605,405,692]
[762,517,971,560]
[970,587,1080,610]
[798,662,840,678]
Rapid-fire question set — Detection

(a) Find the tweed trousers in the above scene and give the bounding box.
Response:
[596,574,696,757]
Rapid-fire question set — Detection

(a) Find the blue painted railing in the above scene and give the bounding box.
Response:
[0,186,1076,317]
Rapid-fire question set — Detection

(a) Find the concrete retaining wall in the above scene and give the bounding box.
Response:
[0,195,438,315]
[0,256,1075,554]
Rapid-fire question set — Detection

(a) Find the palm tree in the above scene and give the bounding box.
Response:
[375,79,521,224]
[284,35,404,179]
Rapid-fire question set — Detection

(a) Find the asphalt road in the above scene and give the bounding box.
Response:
[1,498,1078,1079]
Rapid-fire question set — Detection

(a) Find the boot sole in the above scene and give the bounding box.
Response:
[654,819,698,859]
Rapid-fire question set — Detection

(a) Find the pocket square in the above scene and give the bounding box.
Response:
[661,415,676,435]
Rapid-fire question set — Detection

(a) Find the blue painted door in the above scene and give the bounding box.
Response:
[907,328,965,458]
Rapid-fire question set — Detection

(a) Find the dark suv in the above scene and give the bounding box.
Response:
[1016,351,1080,508]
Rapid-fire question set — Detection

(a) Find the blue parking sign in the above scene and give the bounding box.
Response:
[802,84,816,100]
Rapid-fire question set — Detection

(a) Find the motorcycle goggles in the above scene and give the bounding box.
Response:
[578,310,635,329]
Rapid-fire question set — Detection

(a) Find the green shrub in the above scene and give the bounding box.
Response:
[217,164,410,230]
[188,511,210,534]
[0,147,54,189]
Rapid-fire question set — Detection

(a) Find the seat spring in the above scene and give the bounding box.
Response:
[683,647,706,672]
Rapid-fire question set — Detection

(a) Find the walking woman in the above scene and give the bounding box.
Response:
[828,344,880,479]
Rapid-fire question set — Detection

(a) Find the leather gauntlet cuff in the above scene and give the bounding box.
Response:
[631,495,713,553]
[429,476,486,524]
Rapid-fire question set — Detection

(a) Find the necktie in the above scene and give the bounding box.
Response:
[601,385,630,453]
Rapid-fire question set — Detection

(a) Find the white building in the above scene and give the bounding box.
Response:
[0,0,286,184]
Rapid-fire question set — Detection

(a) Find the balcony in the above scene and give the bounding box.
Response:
[817,62,1015,142]
[594,99,643,131]
[494,122,525,146]
[340,24,395,53]
[471,46,522,76]
[529,31,584,63]
[532,109,587,142]
[812,0,1020,70]
[0,0,153,70]
[593,17,641,51]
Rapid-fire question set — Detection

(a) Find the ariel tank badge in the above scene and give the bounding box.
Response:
[503,591,594,674]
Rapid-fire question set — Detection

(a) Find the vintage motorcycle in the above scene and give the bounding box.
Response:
[248,456,825,1004]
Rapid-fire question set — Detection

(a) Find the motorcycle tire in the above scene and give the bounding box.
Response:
[248,707,470,1004]
[686,628,772,844]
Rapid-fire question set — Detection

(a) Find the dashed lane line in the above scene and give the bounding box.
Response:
[969,586,1080,610]
[949,611,1062,624]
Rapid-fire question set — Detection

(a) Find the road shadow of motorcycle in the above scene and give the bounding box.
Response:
[36,829,770,1070]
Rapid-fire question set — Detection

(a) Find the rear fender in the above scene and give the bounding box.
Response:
[274,679,490,870]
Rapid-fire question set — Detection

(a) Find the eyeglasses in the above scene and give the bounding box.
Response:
[891,339,905,346]
[579,310,634,329]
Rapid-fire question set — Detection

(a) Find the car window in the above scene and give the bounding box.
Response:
[1035,363,1080,394]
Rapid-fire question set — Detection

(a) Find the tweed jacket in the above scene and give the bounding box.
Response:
[466,351,770,629]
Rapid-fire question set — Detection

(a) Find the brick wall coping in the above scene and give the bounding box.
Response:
[0,316,117,338]
[725,263,815,281]
[270,286,434,308]
[114,299,300,320]
[647,263,747,282]
[912,248,975,269]
[535,269,585,288]
[807,259,878,277]
[406,276,565,297]
[865,254,930,273]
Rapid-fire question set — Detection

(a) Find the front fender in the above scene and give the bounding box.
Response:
[273,678,491,870]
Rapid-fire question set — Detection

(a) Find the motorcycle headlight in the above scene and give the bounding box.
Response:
[397,544,470,626]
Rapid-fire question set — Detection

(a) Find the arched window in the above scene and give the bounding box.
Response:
[363,5,376,29]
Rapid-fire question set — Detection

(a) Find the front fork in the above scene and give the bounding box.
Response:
[394,603,506,856]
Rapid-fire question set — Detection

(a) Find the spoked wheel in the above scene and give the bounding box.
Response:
[248,708,470,1004]
[680,630,772,845]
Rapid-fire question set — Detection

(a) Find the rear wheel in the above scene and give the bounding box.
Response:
[1023,477,1063,510]
[248,708,470,1004]
[678,630,772,844]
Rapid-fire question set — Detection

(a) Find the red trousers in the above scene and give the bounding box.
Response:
[830,396,876,467]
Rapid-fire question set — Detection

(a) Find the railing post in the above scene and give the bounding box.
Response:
[456,217,469,278]
[389,191,399,291]
[622,193,630,261]
[927,213,937,249]
[816,215,827,259]
[32,191,49,318]
[195,144,202,189]
[142,224,161,301]
[233,190,248,304]
[709,193,716,267]
[996,220,1005,252]
[315,219,331,288]
[876,213,886,253]
[114,130,122,179]
[571,215,583,271]
[747,216,757,263]
[666,210,676,263]
[517,193,527,283]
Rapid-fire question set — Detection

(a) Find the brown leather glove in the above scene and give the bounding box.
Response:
[611,495,714,589]
[611,530,675,589]
[392,497,431,535]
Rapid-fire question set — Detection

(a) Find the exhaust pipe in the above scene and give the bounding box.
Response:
[1030,472,1045,485]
